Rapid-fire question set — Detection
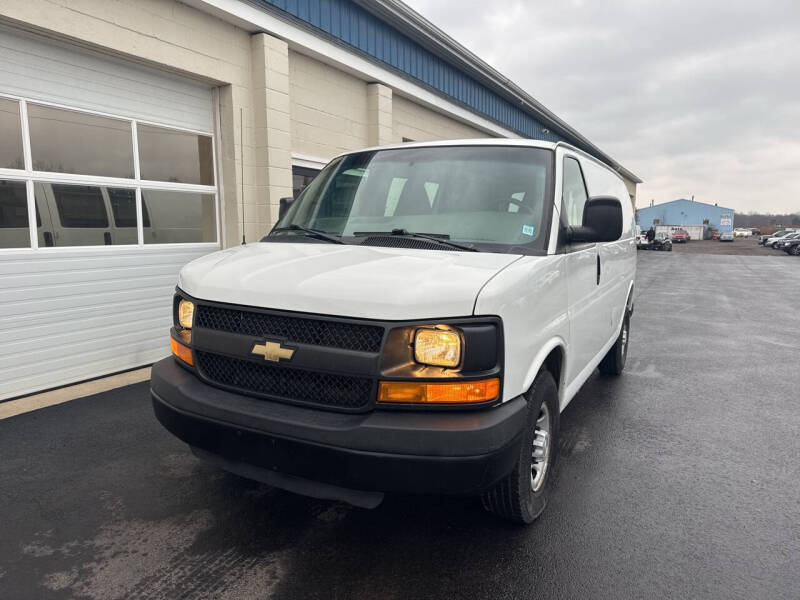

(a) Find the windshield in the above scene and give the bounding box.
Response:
[275,146,554,252]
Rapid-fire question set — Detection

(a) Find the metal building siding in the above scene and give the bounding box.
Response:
[257,0,562,142]
[637,199,735,232]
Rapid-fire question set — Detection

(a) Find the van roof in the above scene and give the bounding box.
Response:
[339,138,558,154]
[331,139,628,183]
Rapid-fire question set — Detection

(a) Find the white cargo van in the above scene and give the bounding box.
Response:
[151,140,636,523]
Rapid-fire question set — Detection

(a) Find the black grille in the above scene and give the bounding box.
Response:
[196,351,373,410]
[195,305,384,353]
[361,236,457,251]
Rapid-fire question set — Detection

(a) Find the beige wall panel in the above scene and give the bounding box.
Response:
[289,50,369,159]
[392,95,492,143]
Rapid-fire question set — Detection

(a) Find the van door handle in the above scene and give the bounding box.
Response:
[104,232,112,245]
[43,231,54,247]
[596,254,601,285]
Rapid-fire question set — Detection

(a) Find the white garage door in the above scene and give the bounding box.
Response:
[0,26,220,400]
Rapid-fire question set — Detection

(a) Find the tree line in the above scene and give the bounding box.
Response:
[734,213,800,227]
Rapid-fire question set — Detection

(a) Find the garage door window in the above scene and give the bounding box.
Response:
[138,124,214,186]
[0,94,218,249]
[141,190,216,244]
[0,98,24,170]
[28,104,134,178]
[0,180,29,248]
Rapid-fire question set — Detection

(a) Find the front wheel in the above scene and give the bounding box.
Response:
[482,370,559,524]
[599,313,630,376]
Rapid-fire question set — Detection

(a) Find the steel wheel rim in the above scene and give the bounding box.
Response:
[531,401,551,492]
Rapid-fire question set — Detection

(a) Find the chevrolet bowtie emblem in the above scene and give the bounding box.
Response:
[251,341,295,362]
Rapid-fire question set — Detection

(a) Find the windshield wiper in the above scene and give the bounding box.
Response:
[355,228,478,252]
[269,225,344,244]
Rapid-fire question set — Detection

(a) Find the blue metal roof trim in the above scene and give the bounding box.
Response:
[256,0,564,143]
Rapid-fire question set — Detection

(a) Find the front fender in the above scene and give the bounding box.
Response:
[520,336,568,409]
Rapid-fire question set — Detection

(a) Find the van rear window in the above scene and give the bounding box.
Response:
[0,180,29,228]
[109,188,150,228]
[52,184,109,228]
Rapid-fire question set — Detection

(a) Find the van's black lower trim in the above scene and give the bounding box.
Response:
[150,358,527,495]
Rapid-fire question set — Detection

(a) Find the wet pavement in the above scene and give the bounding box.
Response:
[1,252,798,599]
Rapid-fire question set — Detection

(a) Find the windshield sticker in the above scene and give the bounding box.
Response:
[521,224,535,237]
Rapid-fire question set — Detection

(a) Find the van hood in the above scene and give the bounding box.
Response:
[178,242,523,320]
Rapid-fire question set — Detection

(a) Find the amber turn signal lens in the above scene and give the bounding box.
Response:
[170,336,194,366]
[378,378,500,404]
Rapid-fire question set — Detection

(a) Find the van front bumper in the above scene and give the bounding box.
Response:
[151,358,527,497]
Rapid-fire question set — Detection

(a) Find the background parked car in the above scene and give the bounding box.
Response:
[774,232,800,250]
[780,239,800,255]
[671,228,690,242]
[767,231,800,248]
[719,231,735,242]
[640,233,672,251]
[733,228,751,237]
[653,233,673,251]
[760,229,796,245]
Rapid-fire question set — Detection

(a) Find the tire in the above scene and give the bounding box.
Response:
[668,245,673,251]
[481,370,559,525]
[599,312,630,376]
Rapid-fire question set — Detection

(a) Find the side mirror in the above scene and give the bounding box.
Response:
[566,196,623,243]
[278,196,295,220]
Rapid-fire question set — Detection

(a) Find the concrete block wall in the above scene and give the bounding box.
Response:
[392,95,490,142]
[367,83,393,146]
[289,50,370,160]
[250,33,294,237]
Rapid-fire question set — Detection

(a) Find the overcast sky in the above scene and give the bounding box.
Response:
[403,0,800,214]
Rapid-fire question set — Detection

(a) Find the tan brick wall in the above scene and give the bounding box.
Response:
[289,50,369,159]
[393,95,492,143]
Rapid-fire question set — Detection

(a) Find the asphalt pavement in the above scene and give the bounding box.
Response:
[669,237,795,256]
[1,252,798,599]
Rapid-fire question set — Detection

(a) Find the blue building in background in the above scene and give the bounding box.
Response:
[637,199,734,235]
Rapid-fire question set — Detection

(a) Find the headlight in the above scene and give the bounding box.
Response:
[178,300,195,329]
[414,327,461,367]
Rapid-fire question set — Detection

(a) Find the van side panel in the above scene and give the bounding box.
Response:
[473,254,569,403]
[580,159,637,355]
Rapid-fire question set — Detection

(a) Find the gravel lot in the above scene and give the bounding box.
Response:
[1,252,799,599]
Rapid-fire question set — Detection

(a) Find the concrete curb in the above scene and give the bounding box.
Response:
[0,368,152,420]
